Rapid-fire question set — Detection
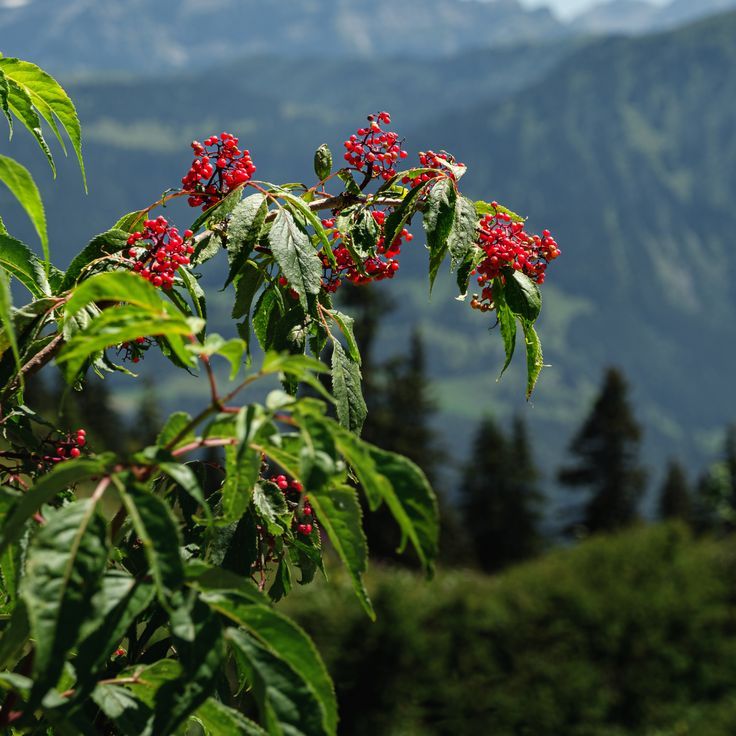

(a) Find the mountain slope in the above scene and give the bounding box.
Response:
[0,0,564,73]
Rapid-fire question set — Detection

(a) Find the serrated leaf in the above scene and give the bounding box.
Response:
[177,265,207,323]
[252,287,283,351]
[327,309,360,364]
[113,209,148,233]
[151,600,224,736]
[21,500,108,703]
[0,268,21,382]
[447,195,479,269]
[0,154,47,264]
[383,181,426,253]
[204,595,336,736]
[474,200,525,223]
[0,457,109,554]
[424,178,457,292]
[347,208,380,262]
[504,269,542,322]
[269,209,324,309]
[3,77,54,173]
[74,572,154,694]
[59,229,130,290]
[0,70,10,130]
[119,483,184,611]
[225,194,267,287]
[0,233,49,297]
[196,698,268,735]
[92,684,152,734]
[158,411,194,448]
[309,486,373,619]
[496,299,517,380]
[522,319,544,399]
[252,482,291,535]
[326,422,438,575]
[331,340,366,434]
[189,185,245,234]
[0,57,85,187]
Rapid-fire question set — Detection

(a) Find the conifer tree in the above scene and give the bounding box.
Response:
[558,367,646,533]
[658,460,692,523]
[459,415,542,571]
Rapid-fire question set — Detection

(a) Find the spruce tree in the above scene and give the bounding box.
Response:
[658,460,692,523]
[558,367,646,533]
[459,415,542,571]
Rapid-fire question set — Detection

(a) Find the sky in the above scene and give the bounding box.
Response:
[521,0,668,20]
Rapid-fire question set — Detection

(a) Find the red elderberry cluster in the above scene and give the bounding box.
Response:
[470,203,561,312]
[343,112,408,181]
[182,132,256,210]
[319,210,413,292]
[125,216,194,290]
[38,429,87,468]
[270,473,314,535]
[403,150,463,188]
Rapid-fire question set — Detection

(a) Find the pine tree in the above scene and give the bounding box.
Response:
[658,460,692,523]
[558,367,646,533]
[459,415,542,571]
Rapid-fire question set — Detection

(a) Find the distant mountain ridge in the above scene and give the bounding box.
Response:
[0,0,564,74]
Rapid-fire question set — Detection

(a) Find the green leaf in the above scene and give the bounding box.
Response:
[204,594,336,735]
[228,629,330,736]
[0,232,49,297]
[91,684,152,734]
[447,195,479,270]
[423,177,457,291]
[75,572,154,689]
[474,200,524,223]
[309,486,373,619]
[522,319,544,399]
[504,269,542,322]
[219,406,264,524]
[253,482,291,535]
[0,58,85,187]
[327,423,438,575]
[20,500,108,703]
[0,154,48,264]
[225,194,268,287]
[59,229,130,291]
[345,208,379,263]
[279,189,337,270]
[0,70,10,130]
[313,144,333,181]
[327,310,360,364]
[196,697,269,735]
[189,185,245,234]
[157,411,194,448]
[177,265,207,323]
[119,483,184,611]
[0,457,108,554]
[159,459,213,525]
[0,268,21,383]
[383,181,426,254]
[57,306,201,379]
[252,287,284,351]
[331,340,366,434]
[63,270,166,317]
[3,77,54,173]
[497,304,517,379]
[113,209,148,233]
[151,600,224,736]
[190,333,246,381]
[269,209,323,310]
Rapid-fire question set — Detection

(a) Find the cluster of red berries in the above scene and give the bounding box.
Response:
[182,132,256,211]
[470,203,561,312]
[270,473,314,535]
[343,112,408,181]
[125,216,194,290]
[318,211,412,292]
[402,150,461,188]
[38,429,86,468]
[118,336,154,364]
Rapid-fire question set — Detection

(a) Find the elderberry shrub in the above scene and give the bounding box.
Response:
[0,58,561,736]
